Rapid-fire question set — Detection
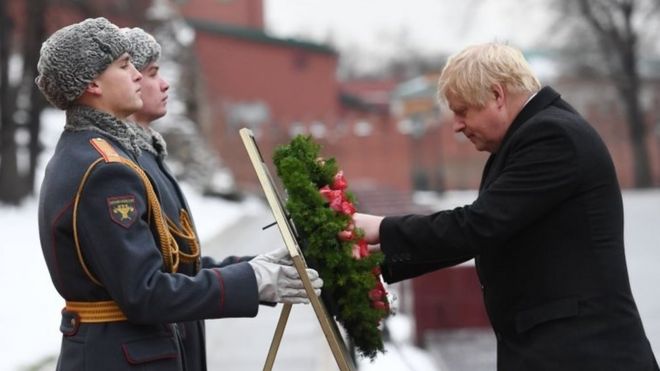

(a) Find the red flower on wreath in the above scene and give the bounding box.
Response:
[332,171,348,190]
[320,169,390,320]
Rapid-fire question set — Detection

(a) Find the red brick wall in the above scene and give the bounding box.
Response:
[180,0,263,29]
[412,265,491,344]
[416,119,489,191]
[9,0,150,43]
[321,114,413,192]
[195,36,339,118]
[192,30,341,190]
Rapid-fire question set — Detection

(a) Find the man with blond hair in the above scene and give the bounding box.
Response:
[354,42,658,370]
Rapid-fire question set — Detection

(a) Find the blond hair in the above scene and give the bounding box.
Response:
[438,42,541,108]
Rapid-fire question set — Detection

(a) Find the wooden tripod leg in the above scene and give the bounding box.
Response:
[263,303,293,371]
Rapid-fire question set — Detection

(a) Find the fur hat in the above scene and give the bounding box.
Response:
[122,27,161,71]
[36,17,130,110]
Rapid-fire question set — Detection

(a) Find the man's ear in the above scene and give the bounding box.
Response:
[491,83,505,108]
[84,80,102,97]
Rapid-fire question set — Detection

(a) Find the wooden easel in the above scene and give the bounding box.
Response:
[239,128,356,371]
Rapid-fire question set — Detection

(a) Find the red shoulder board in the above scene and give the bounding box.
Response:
[89,138,121,163]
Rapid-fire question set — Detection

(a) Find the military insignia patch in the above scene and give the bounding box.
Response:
[107,195,138,228]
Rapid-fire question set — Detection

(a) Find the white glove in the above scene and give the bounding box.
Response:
[248,255,323,304]
[254,246,293,266]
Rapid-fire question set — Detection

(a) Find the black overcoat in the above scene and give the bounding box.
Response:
[380,87,658,370]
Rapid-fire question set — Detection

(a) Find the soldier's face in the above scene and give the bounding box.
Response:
[132,62,169,124]
[94,53,143,118]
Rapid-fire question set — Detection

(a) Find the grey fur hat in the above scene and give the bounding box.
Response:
[122,27,161,71]
[36,17,130,110]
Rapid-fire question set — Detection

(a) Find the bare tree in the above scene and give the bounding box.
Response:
[0,0,153,205]
[0,0,22,204]
[22,0,47,194]
[1,0,70,204]
[559,0,654,187]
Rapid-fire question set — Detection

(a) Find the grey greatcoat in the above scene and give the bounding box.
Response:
[39,106,259,371]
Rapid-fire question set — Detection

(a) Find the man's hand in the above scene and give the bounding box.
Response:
[353,213,384,244]
[248,257,322,304]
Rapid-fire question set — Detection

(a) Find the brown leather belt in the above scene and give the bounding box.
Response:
[64,300,127,323]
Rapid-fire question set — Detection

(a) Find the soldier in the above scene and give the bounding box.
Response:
[36,18,321,371]
[121,25,313,369]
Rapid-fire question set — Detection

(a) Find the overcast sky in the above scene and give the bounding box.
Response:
[264,0,556,58]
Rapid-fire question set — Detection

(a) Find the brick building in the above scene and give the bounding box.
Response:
[179,0,418,193]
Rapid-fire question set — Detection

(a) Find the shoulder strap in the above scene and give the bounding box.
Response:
[89,137,122,163]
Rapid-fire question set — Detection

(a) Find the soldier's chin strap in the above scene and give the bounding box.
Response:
[72,138,200,287]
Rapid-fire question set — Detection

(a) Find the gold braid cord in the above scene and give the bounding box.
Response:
[72,138,200,287]
[167,209,201,272]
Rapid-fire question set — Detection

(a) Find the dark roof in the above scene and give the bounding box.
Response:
[186,18,337,55]
[339,92,369,110]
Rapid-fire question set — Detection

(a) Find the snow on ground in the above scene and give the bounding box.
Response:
[621,190,660,359]
[0,197,61,370]
[358,315,438,371]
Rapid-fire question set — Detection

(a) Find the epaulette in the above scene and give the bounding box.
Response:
[89,137,122,163]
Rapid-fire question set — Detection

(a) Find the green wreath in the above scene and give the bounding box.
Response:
[273,135,391,359]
